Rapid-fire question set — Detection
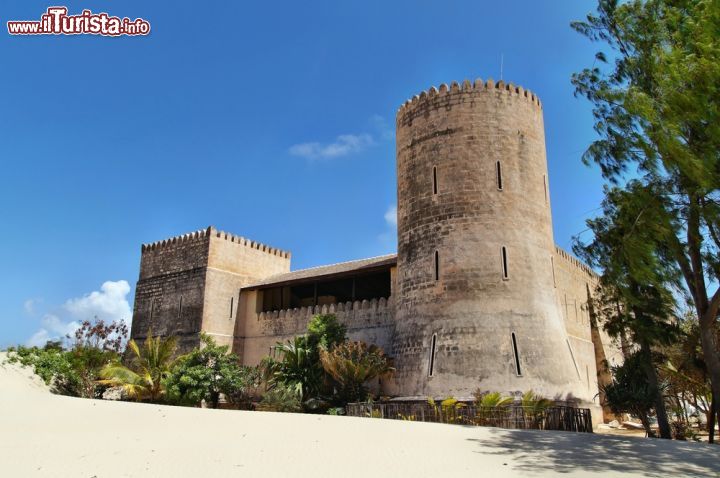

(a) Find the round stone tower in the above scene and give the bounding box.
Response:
[390,79,582,401]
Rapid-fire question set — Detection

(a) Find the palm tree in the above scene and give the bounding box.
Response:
[99,334,177,402]
[473,391,513,426]
[320,341,393,403]
[268,336,323,401]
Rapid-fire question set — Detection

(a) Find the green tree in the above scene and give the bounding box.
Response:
[306,314,347,354]
[165,333,253,408]
[572,0,720,438]
[319,341,393,404]
[576,185,680,438]
[99,334,177,402]
[602,352,662,437]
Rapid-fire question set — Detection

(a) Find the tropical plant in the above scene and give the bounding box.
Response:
[165,333,255,408]
[256,383,303,413]
[320,341,393,404]
[473,390,514,426]
[98,334,177,402]
[428,396,467,424]
[267,336,323,401]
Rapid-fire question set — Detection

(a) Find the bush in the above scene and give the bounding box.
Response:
[320,341,393,404]
[256,384,303,413]
[6,344,81,395]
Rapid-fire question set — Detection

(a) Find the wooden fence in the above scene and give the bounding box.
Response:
[345,402,593,433]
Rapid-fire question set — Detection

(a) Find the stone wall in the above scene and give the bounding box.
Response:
[391,79,584,403]
[238,296,395,366]
[132,229,212,352]
[130,227,291,353]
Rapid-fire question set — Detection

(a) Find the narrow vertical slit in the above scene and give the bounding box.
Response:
[429,333,437,377]
[496,161,503,190]
[149,298,155,322]
[543,175,548,203]
[432,166,438,195]
[230,297,234,318]
[511,333,521,376]
[551,256,556,287]
[178,296,183,319]
[434,250,440,281]
[501,246,509,280]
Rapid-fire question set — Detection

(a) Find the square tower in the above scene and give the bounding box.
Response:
[130,226,291,353]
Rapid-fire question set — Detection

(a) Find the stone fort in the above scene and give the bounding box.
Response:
[130,79,621,421]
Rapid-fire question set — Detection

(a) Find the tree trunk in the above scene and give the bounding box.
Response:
[210,391,220,409]
[639,341,672,439]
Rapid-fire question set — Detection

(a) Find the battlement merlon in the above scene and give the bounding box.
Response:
[138,226,292,280]
[397,78,542,120]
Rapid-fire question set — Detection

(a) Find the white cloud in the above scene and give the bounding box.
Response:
[23,298,42,316]
[26,314,80,347]
[25,280,132,347]
[370,114,394,141]
[384,205,397,228]
[64,280,132,325]
[289,133,375,160]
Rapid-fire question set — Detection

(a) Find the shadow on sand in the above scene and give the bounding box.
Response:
[468,428,720,477]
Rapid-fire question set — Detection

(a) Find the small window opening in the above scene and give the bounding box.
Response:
[496,161,503,190]
[501,246,509,280]
[178,296,183,319]
[149,299,155,321]
[511,332,522,375]
[230,297,234,318]
[428,333,437,377]
[432,166,438,195]
[434,250,440,281]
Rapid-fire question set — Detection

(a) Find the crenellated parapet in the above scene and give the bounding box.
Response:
[141,227,211,252]
[554,246,596,278]
[397,78,542,123]
[142,226,291,259]
[257,296,394,337]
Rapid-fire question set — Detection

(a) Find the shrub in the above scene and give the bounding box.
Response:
[320,341,393,404]
[6,344,81,395]
[256,384,303,413]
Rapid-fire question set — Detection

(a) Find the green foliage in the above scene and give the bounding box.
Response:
[428,396,468,424]
[473,390,514,408]
[165,334,257,408]
[256,384,303,413]
[571,0,720,436]
[602,352,660,436]
[99,334,178,402]
[6,345,81,395]
[320,341,393,404]
[267,336,323,401]
[306,314,347,352]
[68,319,129,398]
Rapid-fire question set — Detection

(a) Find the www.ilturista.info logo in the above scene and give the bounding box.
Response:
[7,7,150,36]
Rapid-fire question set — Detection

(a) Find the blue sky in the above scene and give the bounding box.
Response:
[0,0,606,347]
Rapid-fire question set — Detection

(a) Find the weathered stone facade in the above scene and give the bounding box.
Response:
[130,78,621,422]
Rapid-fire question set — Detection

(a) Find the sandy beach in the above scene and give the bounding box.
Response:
[1,356,718,478]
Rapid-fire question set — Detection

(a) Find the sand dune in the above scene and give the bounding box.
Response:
[1,356,718,478]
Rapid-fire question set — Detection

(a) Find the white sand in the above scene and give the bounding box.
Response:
[1,355,717,478]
